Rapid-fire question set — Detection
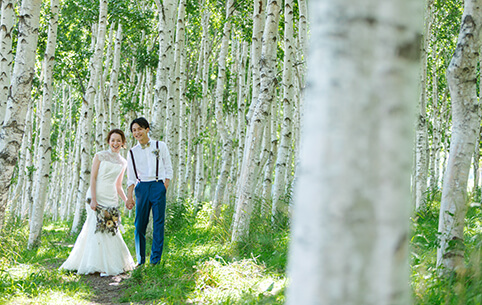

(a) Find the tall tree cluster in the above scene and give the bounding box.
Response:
[2,0,482,300]
[0,0,307,245]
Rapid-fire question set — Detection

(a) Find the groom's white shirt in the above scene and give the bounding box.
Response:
[127,139,173,188]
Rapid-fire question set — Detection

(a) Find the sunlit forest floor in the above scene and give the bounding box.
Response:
[411,190,482,304]
[2,193,482,304]
[0,201,288,304]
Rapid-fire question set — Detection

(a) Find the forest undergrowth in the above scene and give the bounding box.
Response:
[2,192,482,304]
[0,200,289,304]
[411,189,482,305]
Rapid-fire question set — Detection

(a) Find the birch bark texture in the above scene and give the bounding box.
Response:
[28,0,60,248]
[232,0,280,243]
[0,0,42,231]
[0,0,15,124]
[437,0,482,272]
[71,0,108,234]
[413,0,434,211]
[286,1,422,304]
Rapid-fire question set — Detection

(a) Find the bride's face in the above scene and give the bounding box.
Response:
[109,133,124,153]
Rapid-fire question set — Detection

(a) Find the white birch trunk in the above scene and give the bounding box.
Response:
[232,0,280,242]
[20,104,34,220]
[177,35,188,200]
[292,0,308,182]
[271,0,295,216]
[8,106,32,220]
[246,0,266,122]
[0,0,42,231]
[428,75,442,192]
[261,99,278,209]
[71,0,108,234]
[286,0,422,303]
[194,6,211,204]
[0,0,15,124]
[63,124,81,220]
[437,0,482,272]
[152,0,176,140]
[236,41,248,179]
[28,0,60,248]
[99,22,114,141]
[211,0,235,219]
[167,0,186,199]
[413,1,433,211]
[109,23,122,130]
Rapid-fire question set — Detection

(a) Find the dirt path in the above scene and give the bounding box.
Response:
[81,272,139,305]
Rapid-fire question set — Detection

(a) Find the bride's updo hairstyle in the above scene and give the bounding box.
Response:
[106,129,127,148]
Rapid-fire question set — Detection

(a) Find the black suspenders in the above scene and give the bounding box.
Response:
[156,141,159,182]
[130,141,160,182]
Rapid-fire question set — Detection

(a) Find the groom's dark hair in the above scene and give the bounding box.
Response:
[130,117,150,132]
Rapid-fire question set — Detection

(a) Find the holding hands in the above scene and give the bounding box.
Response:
[126,198,135,210]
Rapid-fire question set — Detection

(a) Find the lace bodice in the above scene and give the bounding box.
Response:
[96,149,127,166]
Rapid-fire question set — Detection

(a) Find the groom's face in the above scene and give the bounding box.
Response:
[132,123,150,144]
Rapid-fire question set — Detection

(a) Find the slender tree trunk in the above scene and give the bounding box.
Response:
[109,23,122,130]
[0,0,15,124]
[0,0,42,231]
[437,0,482,272]
[71,0,108,234]
[232,0,281,242]
[272,0,295,216]
[413,0,433,211]
[28,0,60,248]
[20,104,34,220]
[152,0,177,139]
[194,5,211,204]
[286,0,422,303]
[211,0,235,220]
[168,0,186,199]
[246,0,266,122]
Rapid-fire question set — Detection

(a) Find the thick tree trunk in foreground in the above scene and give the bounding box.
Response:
[0,0,42,232]
[286,0,422,304]
[437,0,482,272]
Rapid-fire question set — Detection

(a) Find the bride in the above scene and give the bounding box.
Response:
[60,129,135,276]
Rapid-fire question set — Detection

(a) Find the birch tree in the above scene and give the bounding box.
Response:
[152,0,177,140]
[413,0,434,211]
[287,0,423,304]
[0,0,42,231]
[232,0,281,242]
[109,23,122,130]
[437,0,482,272]
[0,0,15,124]
[28,0,60,248]
[71,0,108,234]
[211,0,235,220]
[271,0,295,217]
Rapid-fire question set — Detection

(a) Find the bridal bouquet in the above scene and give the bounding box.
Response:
[94,205,120,236]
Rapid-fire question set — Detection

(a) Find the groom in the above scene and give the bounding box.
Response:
[126,117,173,266]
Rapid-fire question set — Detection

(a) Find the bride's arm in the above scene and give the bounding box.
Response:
[90,155,101,210]
[116,167,128,203]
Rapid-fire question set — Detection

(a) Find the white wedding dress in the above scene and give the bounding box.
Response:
[60,150,135,276]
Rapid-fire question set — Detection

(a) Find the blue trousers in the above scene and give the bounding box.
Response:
[134,181,166,265]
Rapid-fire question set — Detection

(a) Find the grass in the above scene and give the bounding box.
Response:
[0,200,289,304]
[6,193,481,304]
[411,195,482,305]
